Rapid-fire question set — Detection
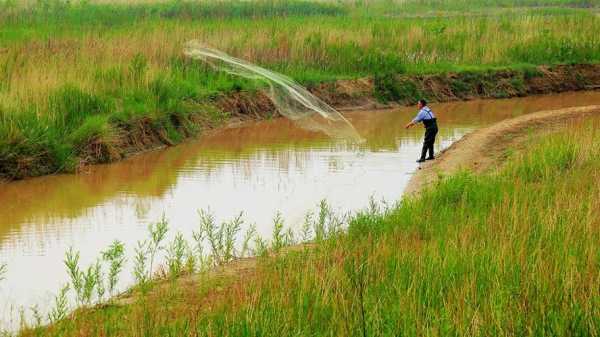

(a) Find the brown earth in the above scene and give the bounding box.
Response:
[312,63,600,107]
[214,64,600,119]
[404,105,600,195]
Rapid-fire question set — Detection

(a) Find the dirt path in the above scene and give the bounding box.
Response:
[404,105,600,195]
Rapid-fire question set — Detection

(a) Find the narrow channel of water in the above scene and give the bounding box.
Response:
[1,91,599,327]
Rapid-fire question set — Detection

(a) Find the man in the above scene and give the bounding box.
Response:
[405,99,438,163]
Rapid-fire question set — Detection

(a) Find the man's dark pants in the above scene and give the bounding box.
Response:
[420,119,438,160]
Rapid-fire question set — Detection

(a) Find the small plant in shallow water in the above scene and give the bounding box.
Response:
[166,232,188,278]
[191,230,210,273]
[48,284,70,323]
[147,215,169,279]
[310,199,345,241]
[301,213,313,242]
[93,261,105,302]
[284,228,296,246]
[271,213,297,252]
[29,305,43,329]
[184,244,196,275]
[64,247,102,306]
[240,224,257,258]
[0,262,6,283]
[253,235,269,258]
[195,209,243,265]
[101,240,126,297]
[81,262,100,305]
[133,240,150,286]
[130,217,170,288]
[64,247,84,305]
[271,212,286,252]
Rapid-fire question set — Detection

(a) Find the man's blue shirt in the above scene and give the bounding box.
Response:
[413,106,435,123]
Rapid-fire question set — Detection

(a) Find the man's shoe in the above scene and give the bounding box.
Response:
[426,156,435,161]
[416,158,426,163]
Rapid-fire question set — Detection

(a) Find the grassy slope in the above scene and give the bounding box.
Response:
[21,116,600,336]
[1,0,600,179]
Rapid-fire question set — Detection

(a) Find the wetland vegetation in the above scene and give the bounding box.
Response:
[1,0,600,178]
[1,0,599,335]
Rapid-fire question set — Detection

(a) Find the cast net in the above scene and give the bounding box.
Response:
[184,42,362,141]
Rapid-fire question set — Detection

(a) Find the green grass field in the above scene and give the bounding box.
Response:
[1,0,599,178]
[15,114,600,337]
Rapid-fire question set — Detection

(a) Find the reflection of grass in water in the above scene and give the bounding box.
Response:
[16,116,600,336]
[0,120,334,246]
[0,117,330,238]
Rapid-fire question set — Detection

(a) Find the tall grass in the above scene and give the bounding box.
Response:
[0,0,345,24]
[12,117,600,336]
[382,0,598,12]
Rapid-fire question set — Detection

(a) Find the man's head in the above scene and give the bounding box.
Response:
[417,99,427,109]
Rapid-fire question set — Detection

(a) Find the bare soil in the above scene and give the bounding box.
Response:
[216,64,600,119]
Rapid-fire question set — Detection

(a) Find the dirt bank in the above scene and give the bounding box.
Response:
[2,64,600,181]
[404,105,600,195]
[216,64,600,117]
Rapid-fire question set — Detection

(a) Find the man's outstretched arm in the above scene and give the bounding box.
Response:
[406,110,424,129]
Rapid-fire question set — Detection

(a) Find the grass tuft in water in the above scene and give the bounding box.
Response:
[0,262,6,283]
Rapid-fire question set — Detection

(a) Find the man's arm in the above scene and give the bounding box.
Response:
[406,109,424,129]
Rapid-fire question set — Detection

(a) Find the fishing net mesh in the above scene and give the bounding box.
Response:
[184,41,362,141]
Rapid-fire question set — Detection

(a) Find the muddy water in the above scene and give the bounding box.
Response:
[1,91,600,326]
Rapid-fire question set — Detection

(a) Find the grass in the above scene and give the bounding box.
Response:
[11,115,600,337]
[0,0,599,178]
[0,263,6,283]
